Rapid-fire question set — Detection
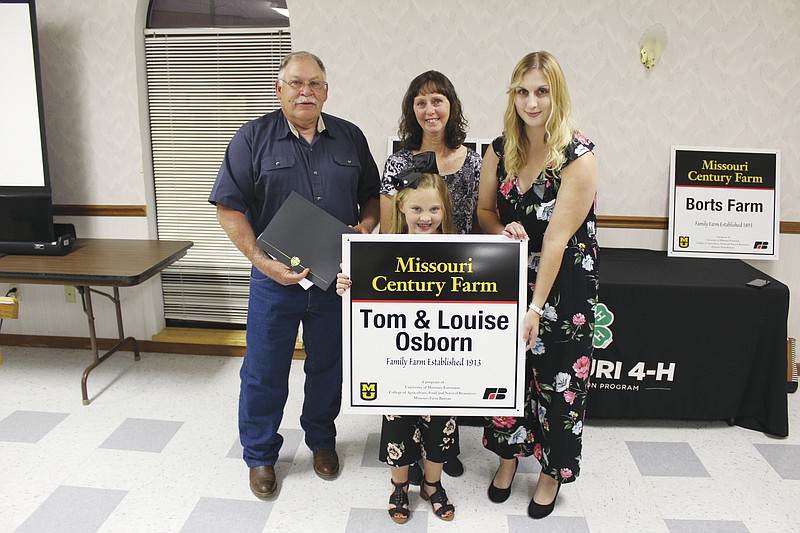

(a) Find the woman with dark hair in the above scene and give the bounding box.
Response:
[377,70,480,489]
[379,71,481,236]
[478,50,598,519]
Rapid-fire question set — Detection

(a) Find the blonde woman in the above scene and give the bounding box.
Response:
[478,51,599,519]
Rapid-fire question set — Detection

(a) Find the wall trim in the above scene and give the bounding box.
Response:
[53,205,147,217]
[779,221,800,234]
[0,333,306,359]
[597,215,667,230]
[50,207,800,234]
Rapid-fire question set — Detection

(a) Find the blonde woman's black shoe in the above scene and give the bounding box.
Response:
[487,457,518,503]
[527,482,561,519]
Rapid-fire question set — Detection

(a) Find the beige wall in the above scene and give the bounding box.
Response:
[3,0,798,340]
[291,0,799,219]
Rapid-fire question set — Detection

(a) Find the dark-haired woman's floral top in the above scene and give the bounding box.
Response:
[482,133,598,484]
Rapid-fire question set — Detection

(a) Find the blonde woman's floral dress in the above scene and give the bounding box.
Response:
[482,133,598,484]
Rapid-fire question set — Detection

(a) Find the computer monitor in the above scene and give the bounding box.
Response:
[0,194,54,242]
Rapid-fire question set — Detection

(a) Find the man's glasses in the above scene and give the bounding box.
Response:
[279,78,327,93]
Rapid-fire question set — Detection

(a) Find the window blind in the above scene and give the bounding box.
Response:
[144,30,291,324]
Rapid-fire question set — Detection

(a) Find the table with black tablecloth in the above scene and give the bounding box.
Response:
[587,248,789,436]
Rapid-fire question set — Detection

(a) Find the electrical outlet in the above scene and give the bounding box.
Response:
[64,285,77,304]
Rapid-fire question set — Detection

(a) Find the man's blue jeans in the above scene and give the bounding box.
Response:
[239,266,342,467]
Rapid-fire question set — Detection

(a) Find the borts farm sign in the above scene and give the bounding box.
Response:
[668,146,780,259]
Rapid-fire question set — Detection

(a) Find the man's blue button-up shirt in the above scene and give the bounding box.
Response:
[209,109,379,236]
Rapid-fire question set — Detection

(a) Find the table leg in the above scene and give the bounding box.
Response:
[79,286,140,405]
[112,287,140,362]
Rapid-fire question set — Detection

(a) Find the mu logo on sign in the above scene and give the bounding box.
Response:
[360,382,377,401]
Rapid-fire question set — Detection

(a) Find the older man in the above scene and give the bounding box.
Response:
[209,51,380,498]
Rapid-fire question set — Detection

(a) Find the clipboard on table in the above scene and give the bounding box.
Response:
[256,191,355,291]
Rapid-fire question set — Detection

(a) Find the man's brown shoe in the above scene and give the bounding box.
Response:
[249,465,277,498]
[312,448,339,479]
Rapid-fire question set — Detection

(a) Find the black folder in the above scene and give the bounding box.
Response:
[256,191,355,290]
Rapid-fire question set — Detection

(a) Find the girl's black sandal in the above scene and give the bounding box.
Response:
[388,479,410,524]
[420,479,455,521]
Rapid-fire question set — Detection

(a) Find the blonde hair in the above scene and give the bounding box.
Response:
[503,51,577,179]
[388,173,456,235]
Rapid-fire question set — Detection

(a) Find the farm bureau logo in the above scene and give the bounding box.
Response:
[360,382,377,401]
[753,241,769,250]
[483,387,507,400]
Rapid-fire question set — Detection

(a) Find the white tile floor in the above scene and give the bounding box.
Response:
[0,346,798,533]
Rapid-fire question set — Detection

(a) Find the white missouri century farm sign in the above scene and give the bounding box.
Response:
[340,234,527,416]
[668,146,780,260]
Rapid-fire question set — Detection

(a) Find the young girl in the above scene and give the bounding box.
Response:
[337,162,457,524]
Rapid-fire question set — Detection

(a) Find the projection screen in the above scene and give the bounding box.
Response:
[0,1,47,188]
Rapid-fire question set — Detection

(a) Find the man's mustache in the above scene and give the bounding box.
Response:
[294,96,318,105]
